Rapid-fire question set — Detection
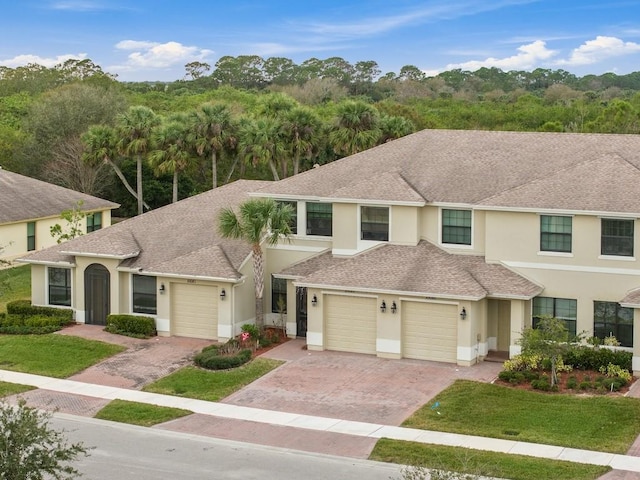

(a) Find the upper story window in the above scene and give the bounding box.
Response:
[271,275,287,313]
[132,274,157,315]
[442,209,471,245]
[27,222,35,251]
[87,212,102,233]
[48,267,71,306]
[277,201,297,235]
[540,215,572,253]
[361,206,389,241]
[601,219,634,257]
[306,202,332,236]
[594,301,633,347]
[532,296,577,337]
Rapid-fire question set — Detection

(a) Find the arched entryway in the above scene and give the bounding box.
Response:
[84,264,110,326]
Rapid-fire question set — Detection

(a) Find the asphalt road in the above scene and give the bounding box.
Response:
[51,413,405,480]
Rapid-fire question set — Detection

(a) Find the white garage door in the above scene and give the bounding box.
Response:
[325,295,377,355]
[402,301,457,363]
[171,283,218,339]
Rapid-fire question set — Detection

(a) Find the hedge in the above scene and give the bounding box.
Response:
[0,313,67,334]
[564,345,632,371]
[105,314,157,338]
[6,300,73,322]
[194,348,252,370]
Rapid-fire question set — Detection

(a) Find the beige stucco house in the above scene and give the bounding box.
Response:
[19,130,640,374]
[1,168,118,262]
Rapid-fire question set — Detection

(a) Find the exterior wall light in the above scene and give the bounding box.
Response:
[390,301,397,314]
[380,300,387,313]
[220,289,226,300]
[159,283,165,294]
[311,294,318,306]
[460,307,467,320]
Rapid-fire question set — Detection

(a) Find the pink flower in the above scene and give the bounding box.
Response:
[240,332,250,342]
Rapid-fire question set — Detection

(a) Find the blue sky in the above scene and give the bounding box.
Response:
[2,0,640,82]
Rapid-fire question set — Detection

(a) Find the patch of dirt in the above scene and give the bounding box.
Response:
[495,369,636,396]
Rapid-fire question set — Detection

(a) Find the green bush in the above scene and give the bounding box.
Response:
[194,347,252,370]
[566,376,578,389]
[241,323,260,340]
[6,300,73,322]
[564,346,632,371]
[105,314,156,338]
[0,314,65,334]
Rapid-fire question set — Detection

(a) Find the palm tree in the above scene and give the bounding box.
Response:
[190,103,236,189]
[149,118,193,203]
[82,125,150,210]
[116,106,160,215]
[283,106,322,175]
[329,100,381,156]
[238,118,286,180]
[379,114,415,143]
[218,198,293,329]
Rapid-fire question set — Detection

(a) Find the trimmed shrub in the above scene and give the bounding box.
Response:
[0,314,65,334]
[6,300,73,322]
[565,346,632,371]
[194,347,251,370]
[105,314,156,338]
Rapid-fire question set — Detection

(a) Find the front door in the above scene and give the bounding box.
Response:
[296,287,307,337]
[84,264,110,326]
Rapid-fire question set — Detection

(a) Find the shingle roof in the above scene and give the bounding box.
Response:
[294,241,542,300]
[255,130,640,212]
[620,288,640,307]
[0,168,119,225]
[21,180,271,280]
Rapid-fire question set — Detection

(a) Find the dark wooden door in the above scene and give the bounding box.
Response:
[296,287,307,337]
[84,264,110,326]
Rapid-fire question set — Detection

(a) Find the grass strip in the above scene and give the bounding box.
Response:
[95,399,192,427]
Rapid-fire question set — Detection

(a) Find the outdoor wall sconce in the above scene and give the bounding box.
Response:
[390,301,397,314]
[311,294,318,306]
[159,283,165,294]
[380,300,387,313]
[460,307,467,320]
[220,289,226,300]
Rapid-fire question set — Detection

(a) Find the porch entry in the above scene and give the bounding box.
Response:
[296,287,307,337]
[84,264,110,326]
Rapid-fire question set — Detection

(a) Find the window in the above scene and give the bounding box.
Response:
[306,202,332,236]
[594,301,633,347]
[442,209,471,245]
[601,219,634,257]
[87,212,102,233]
[532,297,577,336]
[132,275,157,315]
[361,206,389,241]
[278,201,297,234]
[540,215,572,253]
[271,276,287,313]
[48,268,71,306]
[27,222,35,251]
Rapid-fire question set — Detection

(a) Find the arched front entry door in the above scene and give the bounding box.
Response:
[84,264,110,326]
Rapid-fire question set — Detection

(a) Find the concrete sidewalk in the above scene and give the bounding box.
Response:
[2,369,640,474]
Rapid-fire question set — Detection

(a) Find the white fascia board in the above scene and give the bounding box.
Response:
[60,250,140,260]
[137,271,246,284]
[251,192,425,207]
[291,282,484,301]
[16,259,75,267]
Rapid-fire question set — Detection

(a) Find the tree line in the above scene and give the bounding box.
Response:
[2,56,640,217]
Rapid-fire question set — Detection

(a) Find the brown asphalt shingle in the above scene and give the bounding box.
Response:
[0,168,118,224]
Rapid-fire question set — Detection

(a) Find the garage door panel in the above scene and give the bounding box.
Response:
[325,295,376,355]
[402,301,457,363]
[172,283,218,339]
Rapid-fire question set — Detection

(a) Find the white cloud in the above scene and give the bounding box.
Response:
[0,53,87,68]
[50,1,105,11]
[556,36,640,66]
[111,40,213,70]
[425,40,557,75]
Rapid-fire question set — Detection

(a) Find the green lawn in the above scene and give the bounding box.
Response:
[0,380,36,398]
[95,399,192,426]
[370,439,610,480]
[401,379,640,454]
[143,358,283,401]
[0,334,125,378]
[0,264,31,313]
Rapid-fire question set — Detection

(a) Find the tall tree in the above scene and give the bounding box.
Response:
[329,100,381,156]
[218,198,292,329]
[116,106,160,215]
[238,117,286,180]
[149,118,193,203]
[283,106,322,175]
[190,103,235,189]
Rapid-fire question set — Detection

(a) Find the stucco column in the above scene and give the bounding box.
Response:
[509,299,526,358]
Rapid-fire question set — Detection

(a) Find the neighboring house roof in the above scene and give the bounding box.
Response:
[0,168,119,225]
[21,180,271,281]
[293,241,543,301]
[620,288,640,308]
[255,130,640,212]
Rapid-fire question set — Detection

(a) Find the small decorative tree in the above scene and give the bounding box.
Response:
[50,200,86,244]
[0,399,88,479]
[518,315,572,387]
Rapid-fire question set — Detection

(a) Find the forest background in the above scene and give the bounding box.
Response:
[2,55,639,217]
